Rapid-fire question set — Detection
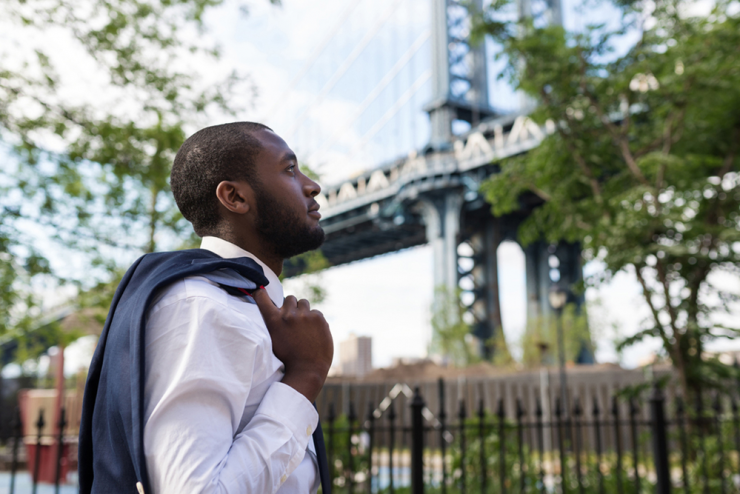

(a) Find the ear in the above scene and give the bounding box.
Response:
[215,180,254,215]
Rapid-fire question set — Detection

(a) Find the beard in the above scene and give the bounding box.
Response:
[253,187,325,259]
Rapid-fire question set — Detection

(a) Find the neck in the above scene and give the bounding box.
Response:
[212,229,284,277]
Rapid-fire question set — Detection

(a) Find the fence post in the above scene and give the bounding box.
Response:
[650,384,671,494]
[32,408,45,494]
[410,386,425,494]
[54,407,67,493]
[438,378,447,494]
[348,401,357,494]
[366,401,375,494]
[388,400,396,494]
[327,402,336,484]
[10,406,21,494]
[458,399,467,494]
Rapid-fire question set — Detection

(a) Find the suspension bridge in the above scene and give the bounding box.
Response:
[268,0,590,360]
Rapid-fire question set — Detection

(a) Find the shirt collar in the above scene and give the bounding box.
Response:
[200,236,285,308]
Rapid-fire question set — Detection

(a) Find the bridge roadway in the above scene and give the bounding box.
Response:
[301,113,550,270]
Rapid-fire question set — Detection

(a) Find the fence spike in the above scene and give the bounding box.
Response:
[535,397,543,418]
[555,396,562,418]
[592,395,600,417]
[458,398,467,420]
[478,397,486,419]
[387,399,397,421]
[366,401,375,421]
[573,397,582,418]
[438,377,447,421]
[349,400,357,422]
[496,398,504,420]
[516,398,525,419]
[36,408,46,430]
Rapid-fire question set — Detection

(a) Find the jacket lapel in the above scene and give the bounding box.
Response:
[312,420,331,494]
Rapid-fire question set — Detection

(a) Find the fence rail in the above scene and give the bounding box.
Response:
[321,378,740,494]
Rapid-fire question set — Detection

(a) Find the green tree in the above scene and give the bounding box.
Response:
[473,0,740,398]
[0,0,276,360]
[519,304,593,368]
[431,286,480,367]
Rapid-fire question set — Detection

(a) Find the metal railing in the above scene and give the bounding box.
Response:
[2,378,739,493]
[4,406,69,494]
[320,379,740,493]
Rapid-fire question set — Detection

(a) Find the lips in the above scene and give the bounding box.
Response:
[308,202,321,219]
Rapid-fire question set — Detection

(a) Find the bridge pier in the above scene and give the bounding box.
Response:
[416,191,464,296]
[523,240,593,363]
[463,216,506,360]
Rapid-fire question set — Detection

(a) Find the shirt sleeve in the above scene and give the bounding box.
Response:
[142,291,319,494]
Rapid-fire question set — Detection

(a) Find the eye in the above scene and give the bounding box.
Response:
[286,164,296,174]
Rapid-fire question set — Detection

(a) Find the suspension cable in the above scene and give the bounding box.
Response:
[308,29,431,164]
[286,0,405,138]
[261,0,364,123]
[346,69,431,163]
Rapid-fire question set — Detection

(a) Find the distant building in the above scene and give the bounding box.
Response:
[339,335,373,378]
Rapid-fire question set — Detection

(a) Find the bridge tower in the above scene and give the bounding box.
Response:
[426,0,494,150]
[422,0,588,361]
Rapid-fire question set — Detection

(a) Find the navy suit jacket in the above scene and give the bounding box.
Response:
[78,249,331,494]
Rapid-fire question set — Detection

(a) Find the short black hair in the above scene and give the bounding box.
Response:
[171,122,272,236]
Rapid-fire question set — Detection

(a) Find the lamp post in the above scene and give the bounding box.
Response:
[548,285,569,416]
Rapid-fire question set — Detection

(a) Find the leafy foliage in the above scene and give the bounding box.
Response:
[0,0,266,361]
[473,0,740,397]
[520,303,594,368]
[431,286,485,367]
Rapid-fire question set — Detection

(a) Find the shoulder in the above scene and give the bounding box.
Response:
[149,276,260,318]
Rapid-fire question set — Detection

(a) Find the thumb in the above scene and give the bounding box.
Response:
[252,287,279,322]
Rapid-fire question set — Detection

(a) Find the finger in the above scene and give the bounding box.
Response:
[283,295,298,310]
[297,298,310,311]
[252,288,279,321]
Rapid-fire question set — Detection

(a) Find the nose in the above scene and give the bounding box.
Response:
[302,174,321,198]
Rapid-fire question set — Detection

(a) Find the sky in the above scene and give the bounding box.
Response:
[4,0,739,377]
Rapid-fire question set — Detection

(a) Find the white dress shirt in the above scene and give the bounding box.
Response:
[142,236,320,494]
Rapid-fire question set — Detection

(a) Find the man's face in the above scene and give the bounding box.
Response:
[250,130,325,259]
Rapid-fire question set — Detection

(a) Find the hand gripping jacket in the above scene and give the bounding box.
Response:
[78,249,331,494]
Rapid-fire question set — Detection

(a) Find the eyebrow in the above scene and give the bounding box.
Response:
[281,152,298,163]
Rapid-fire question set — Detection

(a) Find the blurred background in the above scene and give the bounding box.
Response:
[1,0,739,490]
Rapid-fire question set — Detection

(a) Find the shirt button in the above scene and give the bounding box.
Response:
[306,426,312,437]
[280,474,287,484]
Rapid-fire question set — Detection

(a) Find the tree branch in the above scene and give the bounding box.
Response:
[540,88,604,202]
[634,264,672,352]
[576,52,648,186]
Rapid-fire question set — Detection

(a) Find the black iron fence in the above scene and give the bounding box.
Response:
[320,379,740,494]
[2,405,70,494]
[2,378,739,493]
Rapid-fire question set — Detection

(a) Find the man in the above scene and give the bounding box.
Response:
[78,122,334,494]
